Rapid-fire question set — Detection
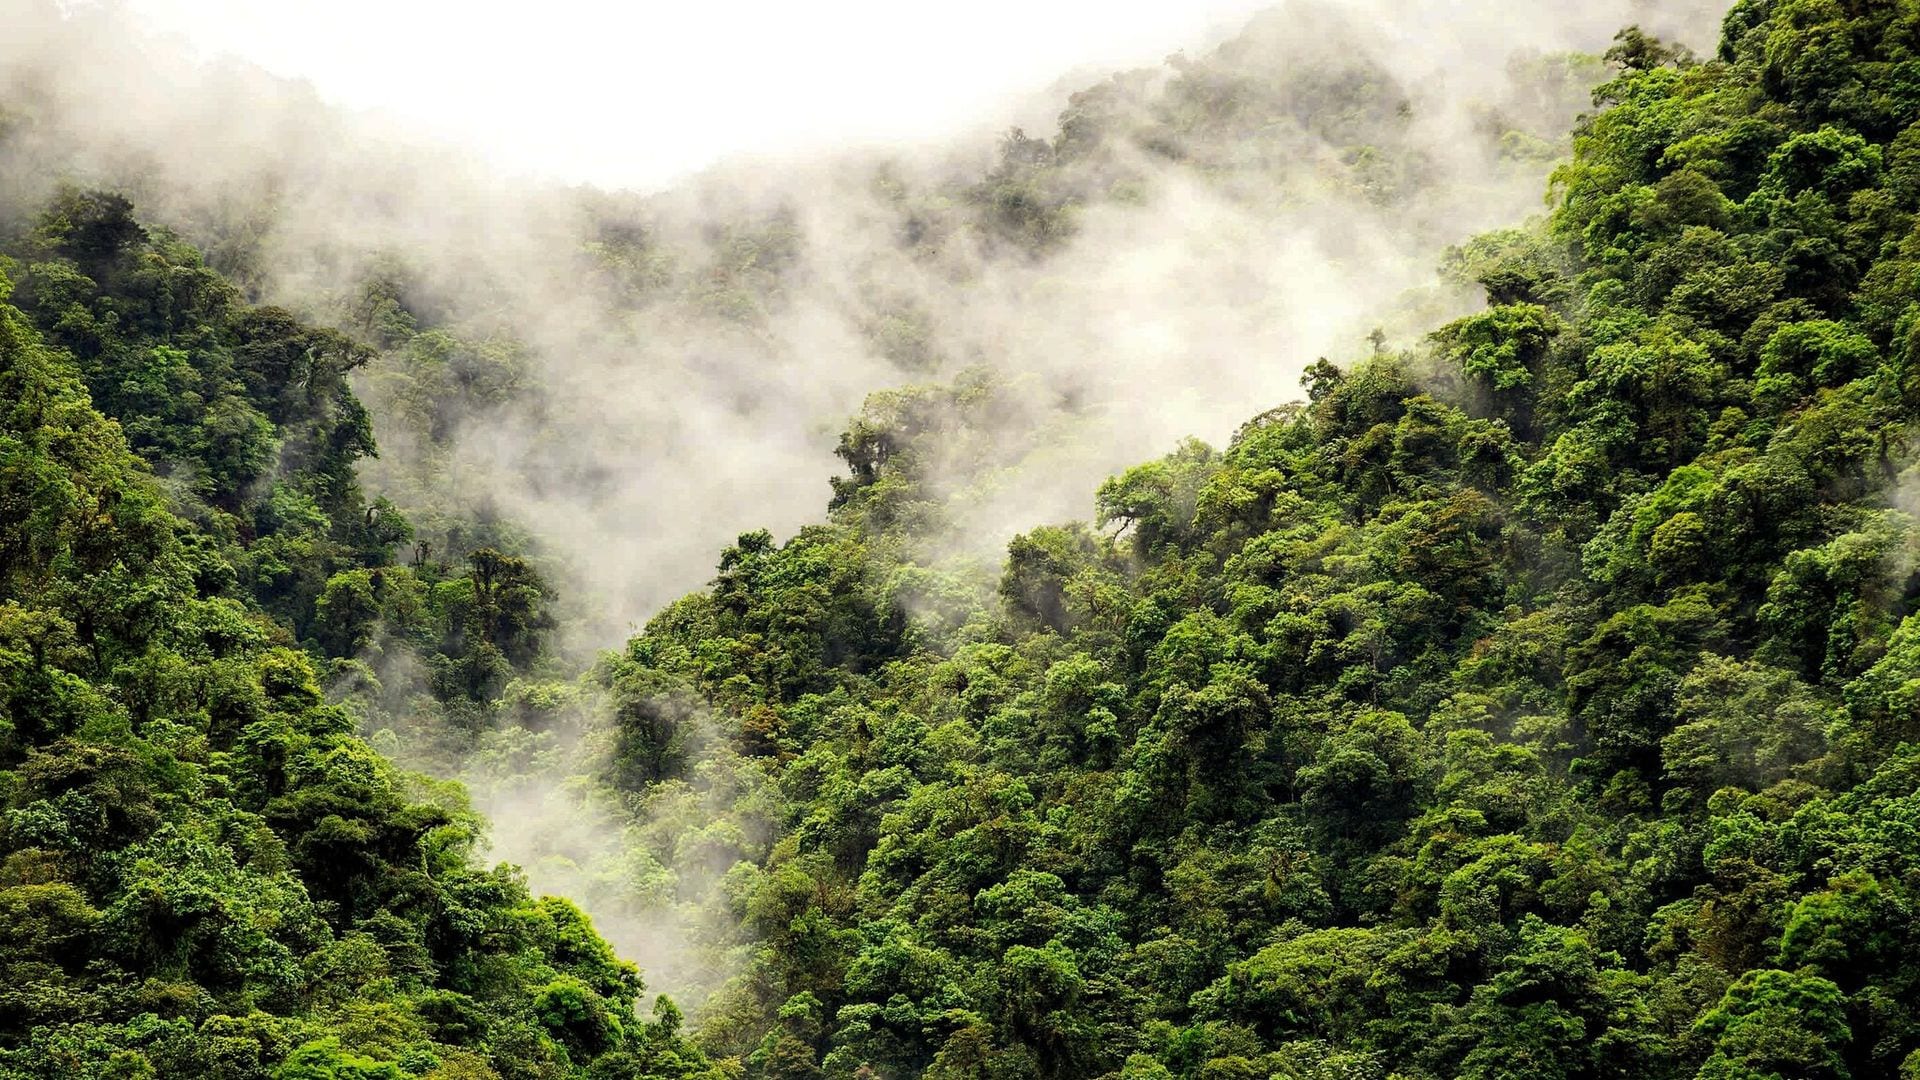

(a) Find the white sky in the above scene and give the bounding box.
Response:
[120,0,1271,191]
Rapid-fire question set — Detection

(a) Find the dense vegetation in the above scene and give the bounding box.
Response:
[548,3,1920,1078]
[10,0,1920,1079]
[0,198,717,1077]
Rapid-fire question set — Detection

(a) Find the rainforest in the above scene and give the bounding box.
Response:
[5,0,1920,1077]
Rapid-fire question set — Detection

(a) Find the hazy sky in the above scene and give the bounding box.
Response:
[118,0,1271,191]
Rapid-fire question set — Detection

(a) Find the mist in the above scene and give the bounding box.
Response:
[0,0,1725,646]
[0,0,1727,1012]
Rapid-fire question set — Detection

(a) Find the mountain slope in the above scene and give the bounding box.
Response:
[564,3,1920,1077]
[9,1,1920,1079]
[0,211,717,1078]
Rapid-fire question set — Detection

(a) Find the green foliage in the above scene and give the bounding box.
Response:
[15,2,1920,1079]
[0,218,717,1078]
[572,8,1920,1078]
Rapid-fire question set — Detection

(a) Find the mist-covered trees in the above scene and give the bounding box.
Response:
[11,0,1920,1077]
[0,225,714,1078]
[563,4,1920,1078]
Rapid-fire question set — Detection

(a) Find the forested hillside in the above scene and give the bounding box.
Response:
[7,0,1920,1078]
[565,2,1920,1077]
[0,199,718,1076]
